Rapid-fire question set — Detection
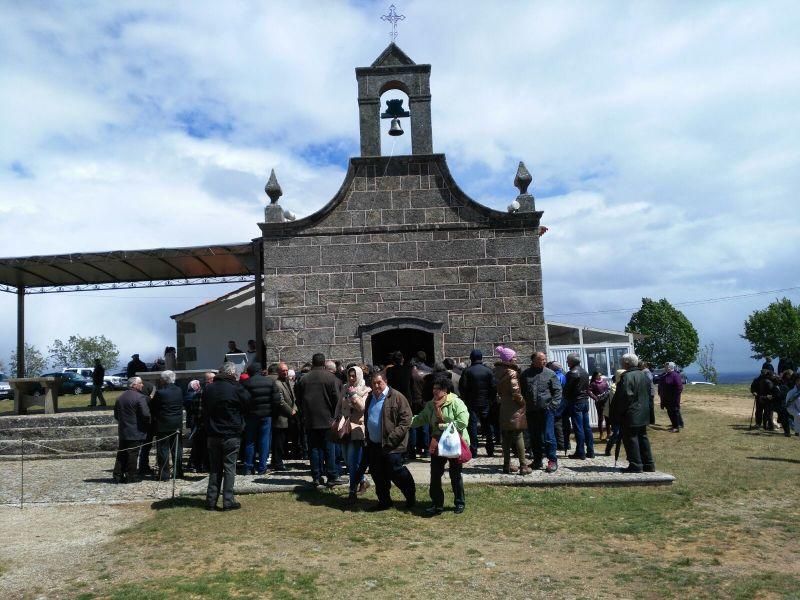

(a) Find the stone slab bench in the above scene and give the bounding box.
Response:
[8,377,59,415]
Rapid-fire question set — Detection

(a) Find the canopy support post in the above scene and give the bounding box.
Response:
[254,241,264,366]
[16,287,25,377]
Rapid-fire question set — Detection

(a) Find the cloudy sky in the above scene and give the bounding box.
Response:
[1,1,798,374]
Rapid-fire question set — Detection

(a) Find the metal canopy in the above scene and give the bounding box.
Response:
[0,242,258,294]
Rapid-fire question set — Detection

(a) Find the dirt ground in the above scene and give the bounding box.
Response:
[0,503,150,598]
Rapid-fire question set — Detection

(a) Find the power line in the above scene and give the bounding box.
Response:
[545,285,800,318]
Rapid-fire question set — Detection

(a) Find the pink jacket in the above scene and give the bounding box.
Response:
[335,366,368,441]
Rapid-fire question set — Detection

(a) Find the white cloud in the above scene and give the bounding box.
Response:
[1,1,799,373]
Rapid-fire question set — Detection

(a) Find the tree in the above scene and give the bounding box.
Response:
[48,335,120,370]
[697,342,719,384]
[626,298,699,369]
[10,344,48,377]
[742,298,800,365]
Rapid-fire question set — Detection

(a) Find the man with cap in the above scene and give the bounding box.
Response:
[127,354,148,378]
[458,349,498,457]
[564,352,594,459]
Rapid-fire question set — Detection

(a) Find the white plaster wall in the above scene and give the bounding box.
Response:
[178,286,256,370]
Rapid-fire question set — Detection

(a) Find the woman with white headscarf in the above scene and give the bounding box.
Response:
[335,365,369,503]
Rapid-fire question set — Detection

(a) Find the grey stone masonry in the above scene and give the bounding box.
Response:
[258,154,546,368]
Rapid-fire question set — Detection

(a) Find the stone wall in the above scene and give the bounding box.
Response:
[259,155,546,367]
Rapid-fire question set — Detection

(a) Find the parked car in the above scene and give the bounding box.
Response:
[0,373,12,400]
[62,367,125,390]
[103,373,127,390]
[41,371,92,395]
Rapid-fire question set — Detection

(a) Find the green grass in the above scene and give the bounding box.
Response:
[0,390,124,415]
[77,570,318,600]
[32,385,800,598]
[685,383,753,399]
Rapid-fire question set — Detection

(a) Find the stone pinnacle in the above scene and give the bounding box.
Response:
[265,169,283,204]
[514,161,532,195]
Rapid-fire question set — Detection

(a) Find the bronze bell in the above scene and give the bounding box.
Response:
[388,117,404,136]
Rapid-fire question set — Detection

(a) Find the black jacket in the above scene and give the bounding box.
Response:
[126,358,148,378]
[386,363,413,403]
[202,377,251,438]
[564,365,590,405]
[458,362,497,411]
[611,368,651,428]
[295,366,341,430]
[92,364,105,386]
[151,383,184,433]
[241,374,282,418]
[114,389,151,441]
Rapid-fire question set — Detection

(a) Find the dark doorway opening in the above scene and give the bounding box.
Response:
[371,329,434,367]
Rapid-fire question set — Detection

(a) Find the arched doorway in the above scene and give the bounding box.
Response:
[371,328,434,367]
[358,317,443,368]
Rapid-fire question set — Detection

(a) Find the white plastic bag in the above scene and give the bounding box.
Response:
[437,422,461,458]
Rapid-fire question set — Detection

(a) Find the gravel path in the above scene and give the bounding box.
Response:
[0,457,198,506]
[0,452,673,507]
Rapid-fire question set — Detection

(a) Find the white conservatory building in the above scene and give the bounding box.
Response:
[545,321,634,379]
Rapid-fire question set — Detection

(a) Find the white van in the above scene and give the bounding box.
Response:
[0,373,11,399]
[61,368,123,390]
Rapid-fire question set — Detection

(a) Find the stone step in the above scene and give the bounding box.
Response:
[0,411,116,430]
[0,436,119,456]
[0,450,116,462]
[0,423,118,440]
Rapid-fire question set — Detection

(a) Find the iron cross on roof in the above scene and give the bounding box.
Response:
[381,4,405,42]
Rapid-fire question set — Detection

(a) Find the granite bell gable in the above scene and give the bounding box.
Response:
[251,44,547,367]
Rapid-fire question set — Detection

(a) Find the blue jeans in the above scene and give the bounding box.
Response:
[344,440,364,493]
[468,406,496,456]
[527,409,557,461]
[570,402,594,457]
[244,415,272,473]
[308,428,339,481]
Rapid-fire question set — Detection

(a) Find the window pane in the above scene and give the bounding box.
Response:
[547,324,580,345]
[583,329,630,344]
[611,348,627,371]
[586,349,609,378]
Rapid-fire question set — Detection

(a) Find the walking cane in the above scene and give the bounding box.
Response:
[749,396,757,430]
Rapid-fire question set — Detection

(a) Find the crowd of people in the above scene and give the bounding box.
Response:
[111,342,686,513]
[750,357,800,437]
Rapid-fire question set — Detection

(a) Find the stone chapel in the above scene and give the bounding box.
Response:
[173,43,546,369]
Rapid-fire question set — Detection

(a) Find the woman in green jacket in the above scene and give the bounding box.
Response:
[411,374,470,515]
